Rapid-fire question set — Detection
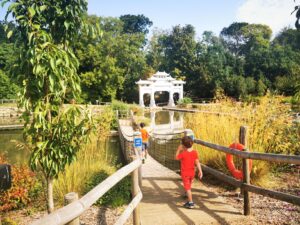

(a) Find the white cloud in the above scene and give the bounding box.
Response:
[236,0,297,35]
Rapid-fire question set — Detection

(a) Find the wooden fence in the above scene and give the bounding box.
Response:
[194,126,300,215]
[31,110,142,225]
[0,99,17,104]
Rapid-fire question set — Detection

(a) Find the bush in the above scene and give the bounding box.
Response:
[177,97,192,107]
[129,104,143,116]
[2,217,18,225]
[84,170,131,208]
[95,108,115,140]
[0,155,39,212]
[111,100,129,112]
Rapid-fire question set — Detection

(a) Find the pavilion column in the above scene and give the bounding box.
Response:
[139,90,145,107]
[150,90,156,107]
[179,86,184,100]
[168,90,175,107]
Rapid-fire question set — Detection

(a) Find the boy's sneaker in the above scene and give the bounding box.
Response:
[183,202,195,209]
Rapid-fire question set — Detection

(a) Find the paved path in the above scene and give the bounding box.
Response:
[140,156,246,225]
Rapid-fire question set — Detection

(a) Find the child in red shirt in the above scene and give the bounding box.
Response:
[175,136,203,209]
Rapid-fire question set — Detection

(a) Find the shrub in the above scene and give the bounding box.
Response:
[111,100,129,112]
[177,97,192,108]
[95,108,115,140]
[2,217,18,225]
[0,155,39,212]
[129,104,143,116]
[84,170,131,208]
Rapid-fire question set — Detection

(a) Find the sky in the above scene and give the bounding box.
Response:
[0,0,298,38]
[87,0,297,37]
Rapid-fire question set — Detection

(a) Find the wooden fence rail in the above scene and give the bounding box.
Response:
[31,110,142,225]
[194,125,300,215]
[194,139,300,165]
[31,159,142,225]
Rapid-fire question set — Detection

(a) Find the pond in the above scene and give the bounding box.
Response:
[0,130,26,165]
[0,129,121,166]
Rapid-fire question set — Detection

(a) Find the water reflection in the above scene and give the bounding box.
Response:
[147,110,184,136]
[0,130,28,165]
[145,110,183,170]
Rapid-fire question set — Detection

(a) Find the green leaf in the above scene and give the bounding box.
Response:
[50,58,56,70]
[28,7,36,18]
[28,32,35,43]
[16,15,25,20]
[7,30,13,39]
[40,5,47,11]
[49,75,54,88]
[64,21,70,29]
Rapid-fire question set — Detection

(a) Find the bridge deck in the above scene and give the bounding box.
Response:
[119,120,248,225]
[140,156,247,225]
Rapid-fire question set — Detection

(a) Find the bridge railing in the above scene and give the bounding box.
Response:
[148,125,300,216]
[194,126,300,215]
[31,110,142,225]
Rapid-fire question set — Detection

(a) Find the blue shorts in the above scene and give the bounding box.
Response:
[142,142,148,151]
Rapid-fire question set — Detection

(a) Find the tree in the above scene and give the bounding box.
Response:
[0,70,19,98]
[119,14,153,34]
[75,16,148,103]
[220,22,249,56]
[274,28,300,51]
[2,0,94,213]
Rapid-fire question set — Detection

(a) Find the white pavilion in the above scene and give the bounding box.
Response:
[136,71,185,107]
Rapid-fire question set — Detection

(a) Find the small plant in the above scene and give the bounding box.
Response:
[111,100,129,112]
[2,217,18,225]
[95,108,115,140]
[129,104,143,116]
[177,97,193,108]
[0,155,40,212]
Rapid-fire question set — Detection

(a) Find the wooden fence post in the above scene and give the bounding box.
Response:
[239,126,251,216]
[132,168,141,225]
[64,192,80,225]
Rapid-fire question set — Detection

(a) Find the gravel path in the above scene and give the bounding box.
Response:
[203,172,300,225]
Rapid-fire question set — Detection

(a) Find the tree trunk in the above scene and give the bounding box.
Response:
[47,177,54,213]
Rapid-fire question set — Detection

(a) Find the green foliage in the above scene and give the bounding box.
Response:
[0,70,19,99]
[1,0,94,212]
[84,171,131,208]
[95,107,115,140]
[120,14,153,34]
[2,217,18,225]
[76,15,148,103]
[177,97,192,107]
[111,100,130,111]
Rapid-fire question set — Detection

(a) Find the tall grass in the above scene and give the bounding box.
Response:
[53,136,118,203]
[185,95,295,185]
[53,108,121,204]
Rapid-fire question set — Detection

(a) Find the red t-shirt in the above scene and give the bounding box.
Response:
[176,150,199,177]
